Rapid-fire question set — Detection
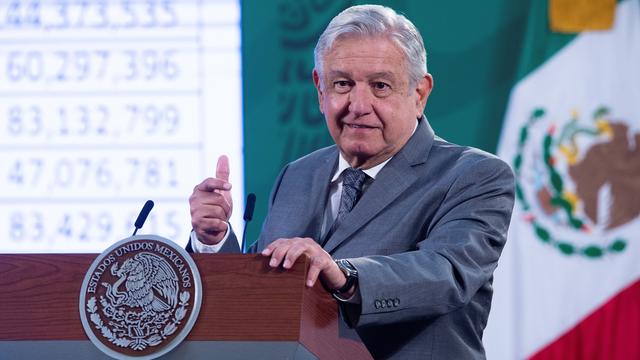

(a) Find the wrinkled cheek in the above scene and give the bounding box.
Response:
[325,120,342,137]
[326,97,350,119]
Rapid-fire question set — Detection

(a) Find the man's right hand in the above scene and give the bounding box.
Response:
[189,155,233,245]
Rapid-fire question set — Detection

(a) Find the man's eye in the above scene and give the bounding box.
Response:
[333,80,352,93]
[373,82,390,90]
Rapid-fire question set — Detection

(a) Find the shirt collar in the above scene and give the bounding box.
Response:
[331,154,390,183]
[331,119,418,182]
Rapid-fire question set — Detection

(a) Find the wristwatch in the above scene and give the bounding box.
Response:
[332,259,358,296]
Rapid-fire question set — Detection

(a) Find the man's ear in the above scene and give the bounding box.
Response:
[414,73,434,117]
[312,69,324,114]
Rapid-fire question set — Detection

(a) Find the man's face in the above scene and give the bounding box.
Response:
[313,36,432,169]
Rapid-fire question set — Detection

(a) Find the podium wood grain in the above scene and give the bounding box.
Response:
[0,253,371,359]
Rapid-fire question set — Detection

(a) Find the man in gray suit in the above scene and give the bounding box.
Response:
[189,4,515,359]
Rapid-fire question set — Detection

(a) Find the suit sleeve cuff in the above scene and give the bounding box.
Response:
[190,227,230,253]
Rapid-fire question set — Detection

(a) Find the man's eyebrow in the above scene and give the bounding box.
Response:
[326,70,398,81]
[326,70,351,78]
[367,71,397,81]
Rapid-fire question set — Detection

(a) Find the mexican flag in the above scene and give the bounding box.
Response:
[484,0,640,359]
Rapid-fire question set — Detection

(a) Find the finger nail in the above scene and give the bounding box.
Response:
[269,258,277,267]
[283,260,290,268]
[307,280,313,287]
[223,183,231,190]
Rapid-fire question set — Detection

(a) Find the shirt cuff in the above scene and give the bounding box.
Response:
[190,227,230,253]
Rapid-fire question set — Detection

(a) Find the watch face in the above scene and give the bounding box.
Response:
[337,259,357,277]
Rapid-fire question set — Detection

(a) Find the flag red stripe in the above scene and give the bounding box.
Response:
[529,279,640,360]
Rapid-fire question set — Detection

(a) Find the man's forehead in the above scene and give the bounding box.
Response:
[327,35,402,56]
[322,36,408,73]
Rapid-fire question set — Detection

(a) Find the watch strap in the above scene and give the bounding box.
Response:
[332,259,358,295]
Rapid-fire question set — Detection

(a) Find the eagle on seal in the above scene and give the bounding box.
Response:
[105,252,179,313]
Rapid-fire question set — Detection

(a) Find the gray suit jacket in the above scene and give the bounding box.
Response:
[194,118,515,359]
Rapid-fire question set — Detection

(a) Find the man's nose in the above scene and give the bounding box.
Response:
[348,84,373,116]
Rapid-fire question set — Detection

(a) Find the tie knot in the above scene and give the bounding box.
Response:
[343,168,367,191]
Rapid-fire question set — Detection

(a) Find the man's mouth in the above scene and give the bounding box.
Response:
[345,123,375,129]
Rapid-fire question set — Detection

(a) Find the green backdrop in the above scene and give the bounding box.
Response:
[241,0,534,244]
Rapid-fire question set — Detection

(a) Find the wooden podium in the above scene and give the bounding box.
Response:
[0,253,371,359]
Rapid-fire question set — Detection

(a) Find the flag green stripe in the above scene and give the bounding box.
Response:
[515,0,626,81]
[515,0,576,81]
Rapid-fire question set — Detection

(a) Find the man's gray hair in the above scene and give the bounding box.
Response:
[314,4,427,86]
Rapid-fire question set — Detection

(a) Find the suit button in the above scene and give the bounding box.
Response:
[393,298,400,307]
[374,300,381,309]
[386,299,393,308]
[380,300,386,308]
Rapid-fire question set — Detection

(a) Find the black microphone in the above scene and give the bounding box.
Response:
[132,200,154,236]
[241,193,256,253]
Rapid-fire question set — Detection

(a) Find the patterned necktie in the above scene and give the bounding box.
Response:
[336,167,368,222]
[322,168,368,245]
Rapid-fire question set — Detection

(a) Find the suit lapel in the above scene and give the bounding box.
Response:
[323,118,435,253]
[306,148,338,241]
